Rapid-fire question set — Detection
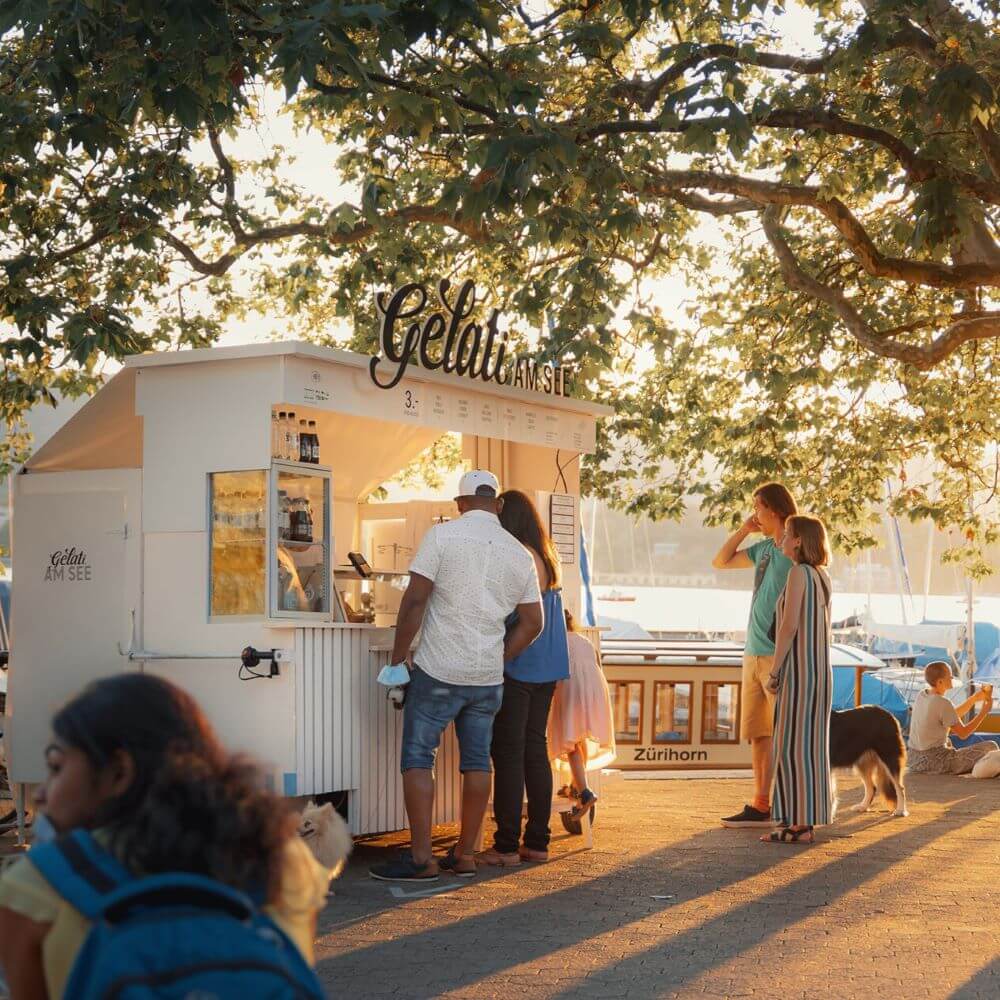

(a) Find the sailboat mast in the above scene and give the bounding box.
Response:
[921,519,934,623]
[965,575,976,686]
[588,498,598,579]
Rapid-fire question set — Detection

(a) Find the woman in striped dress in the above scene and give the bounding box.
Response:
[761,515,834,845]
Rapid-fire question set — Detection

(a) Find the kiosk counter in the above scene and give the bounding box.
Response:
[6,341,610,835]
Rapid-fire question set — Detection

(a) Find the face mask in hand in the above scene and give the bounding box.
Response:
[376,663,410,688]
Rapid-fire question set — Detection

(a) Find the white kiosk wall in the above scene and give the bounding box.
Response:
[135,359,298,783]
[7,470,142,783]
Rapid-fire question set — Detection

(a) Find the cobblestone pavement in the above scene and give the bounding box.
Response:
[316,772,1000,999]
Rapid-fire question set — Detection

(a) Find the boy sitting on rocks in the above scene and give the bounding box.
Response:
[908,660,997,774]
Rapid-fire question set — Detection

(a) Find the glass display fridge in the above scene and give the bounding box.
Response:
[208,461,333,622]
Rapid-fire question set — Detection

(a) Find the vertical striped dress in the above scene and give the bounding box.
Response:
[771,564,834,827]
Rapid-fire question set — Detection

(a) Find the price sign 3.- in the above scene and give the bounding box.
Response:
[401,388,421,420]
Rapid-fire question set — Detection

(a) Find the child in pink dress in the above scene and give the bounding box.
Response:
[548,610,616,818]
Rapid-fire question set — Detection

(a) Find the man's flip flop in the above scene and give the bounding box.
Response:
[763,826,814,844]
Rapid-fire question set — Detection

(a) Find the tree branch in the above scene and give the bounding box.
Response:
[314,70,501,122]
[666,190,756,215]
[206,124,247,240]
[761,206,1000,369]
[2,226,111,274]
[154,206,490,277]
[449,107,1000,205]
[615,44,832,113]
[583,109,1000,204]
[513,2,576,28]
[644,169,1000,289]
[613,24,947,113]
[974,121,1000,182]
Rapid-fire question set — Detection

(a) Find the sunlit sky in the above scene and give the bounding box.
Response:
[189,2,823,353]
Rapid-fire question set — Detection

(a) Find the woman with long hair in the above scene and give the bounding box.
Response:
[762,515,835,845]
[548,609,616,821]
[0,673,333,998]
[477,490,570,866]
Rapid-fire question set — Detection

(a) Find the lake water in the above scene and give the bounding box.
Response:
[592,585,1000,631]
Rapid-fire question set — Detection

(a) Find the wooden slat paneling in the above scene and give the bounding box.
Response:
[294,627,364,798]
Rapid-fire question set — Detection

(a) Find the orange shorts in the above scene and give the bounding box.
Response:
[741,653,775,741]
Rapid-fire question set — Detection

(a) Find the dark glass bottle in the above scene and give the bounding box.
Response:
[299,420,310,463]
[308,420,320,463]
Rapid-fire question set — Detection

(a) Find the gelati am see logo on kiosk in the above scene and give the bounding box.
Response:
[45,547,92,583]
[369,278,573,397]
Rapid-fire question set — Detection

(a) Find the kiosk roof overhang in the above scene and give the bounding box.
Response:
[122,341,614,420]
[28,340,611,474]
[26,367,141,473]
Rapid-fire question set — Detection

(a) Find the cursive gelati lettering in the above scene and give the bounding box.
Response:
[369,279,571,396]
[45,547,92,582]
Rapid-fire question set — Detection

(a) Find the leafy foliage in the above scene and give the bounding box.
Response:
[2,0,999,570]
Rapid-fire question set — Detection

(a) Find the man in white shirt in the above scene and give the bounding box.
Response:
[369,470,543,883]
[908,660,997,774]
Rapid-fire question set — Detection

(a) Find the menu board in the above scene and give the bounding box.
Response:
[284,356,600,453]
[549,493,578,565]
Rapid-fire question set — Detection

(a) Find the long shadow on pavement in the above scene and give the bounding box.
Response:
[950,957,1000,999]
[317,793,981,998]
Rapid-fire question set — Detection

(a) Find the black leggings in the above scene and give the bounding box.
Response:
[490,677,556,853]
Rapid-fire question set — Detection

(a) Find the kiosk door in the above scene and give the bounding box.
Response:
[7,483,135,783]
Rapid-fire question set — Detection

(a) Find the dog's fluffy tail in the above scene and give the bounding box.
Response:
[873,755,899,810]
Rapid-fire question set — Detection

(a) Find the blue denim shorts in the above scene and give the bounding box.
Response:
[401,666,503,773]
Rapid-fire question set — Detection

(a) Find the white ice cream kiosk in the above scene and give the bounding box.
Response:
[5,285,610,836]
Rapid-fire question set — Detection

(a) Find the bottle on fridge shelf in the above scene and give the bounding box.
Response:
[299,420,311,463]
[285,410,299,462]
[292,498,312,543]
[278,490,290,539]
[308,420,320,463]
[276,412,288,460]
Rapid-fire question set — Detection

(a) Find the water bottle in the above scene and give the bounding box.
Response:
[271,411,281,459]
[277,412,288,460]
[286,411,298,462]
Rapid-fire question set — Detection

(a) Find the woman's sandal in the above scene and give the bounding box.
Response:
[762,826,814,844]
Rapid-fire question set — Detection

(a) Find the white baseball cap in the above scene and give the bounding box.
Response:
[456,469,500,499]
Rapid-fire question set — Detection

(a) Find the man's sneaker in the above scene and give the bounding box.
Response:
[721,804,772,828]
[369,852,440,882]
[438,847,477,878]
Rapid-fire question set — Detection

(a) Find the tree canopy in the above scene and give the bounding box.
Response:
[2,0,999,570]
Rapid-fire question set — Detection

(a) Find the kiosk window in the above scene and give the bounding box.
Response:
[209,471,266,616]
[702,681,740,743]
[653,681,691,743]
[274,470,330,615]
[609,681,643,744]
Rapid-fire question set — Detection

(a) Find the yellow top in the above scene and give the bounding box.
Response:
[0,835,331,999]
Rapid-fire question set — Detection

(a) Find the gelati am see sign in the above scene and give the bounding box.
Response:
[369,279,573,397]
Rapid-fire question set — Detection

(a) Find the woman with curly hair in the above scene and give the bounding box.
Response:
[0,673,333,998]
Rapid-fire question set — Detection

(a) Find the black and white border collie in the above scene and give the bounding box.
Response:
[830,706,909,817]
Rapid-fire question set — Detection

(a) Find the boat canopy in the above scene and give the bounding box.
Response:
[862,615,964,654]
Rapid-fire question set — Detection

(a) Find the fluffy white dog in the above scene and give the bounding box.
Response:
[297,801,353,877]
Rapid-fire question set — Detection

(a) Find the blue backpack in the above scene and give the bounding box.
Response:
[30,830,325,999]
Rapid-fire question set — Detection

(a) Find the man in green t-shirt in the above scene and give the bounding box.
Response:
[712,482,797,827]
